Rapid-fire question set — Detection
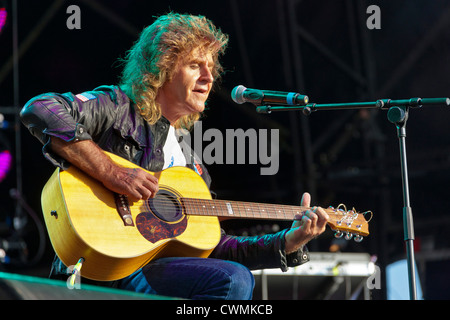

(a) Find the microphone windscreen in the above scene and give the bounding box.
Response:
[231,85,247,104]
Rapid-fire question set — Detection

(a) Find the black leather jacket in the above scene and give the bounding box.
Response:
[20,85,309,280]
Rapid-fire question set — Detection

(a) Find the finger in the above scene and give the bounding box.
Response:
[300,192,311,208]
[137,188,151,201]
[294,209,315,228]
[130,168,157,183]
[300,215,311,230]
[315,207,329,229]
[306,208,318,229]
[315,206,329,220]
[141,179,159,198]
[127,189,143,202]
[145,172,159,184]
[291,214,303,228]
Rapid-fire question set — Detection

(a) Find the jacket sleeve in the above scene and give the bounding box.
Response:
[20,86,126,169]
[210,229,309,272]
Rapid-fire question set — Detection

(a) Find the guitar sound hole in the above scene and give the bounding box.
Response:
[147,190,183,222]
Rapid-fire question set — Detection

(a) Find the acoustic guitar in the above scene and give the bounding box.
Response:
[41,152,371,281]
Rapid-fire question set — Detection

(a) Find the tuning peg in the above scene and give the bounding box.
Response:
[334,231,343,238]
[354,234,364,243]
[345,232,353,240]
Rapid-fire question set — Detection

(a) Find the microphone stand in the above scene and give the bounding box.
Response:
[257,97,450,300]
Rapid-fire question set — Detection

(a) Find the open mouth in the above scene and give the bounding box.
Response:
[193,88,208,95]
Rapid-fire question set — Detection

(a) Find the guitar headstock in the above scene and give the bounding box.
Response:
[325,204,372,243]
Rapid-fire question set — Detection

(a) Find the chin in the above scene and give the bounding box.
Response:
[191,103,206,113]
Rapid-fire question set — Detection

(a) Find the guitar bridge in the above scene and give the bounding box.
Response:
[114,193,134,226]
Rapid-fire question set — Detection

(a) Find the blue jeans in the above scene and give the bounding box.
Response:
[119,257,255,300]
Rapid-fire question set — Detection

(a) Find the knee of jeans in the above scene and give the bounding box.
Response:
[227,264,255,300]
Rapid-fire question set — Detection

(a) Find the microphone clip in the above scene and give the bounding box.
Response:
[255,104,316,115]
[255,106,272,114]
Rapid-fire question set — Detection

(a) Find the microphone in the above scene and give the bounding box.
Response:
[231,85,309,106]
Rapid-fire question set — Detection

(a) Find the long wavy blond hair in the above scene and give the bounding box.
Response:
[120,13,229,130]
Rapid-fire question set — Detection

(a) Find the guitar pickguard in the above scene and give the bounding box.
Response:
[135,187,188,243]
[135,211,187,243]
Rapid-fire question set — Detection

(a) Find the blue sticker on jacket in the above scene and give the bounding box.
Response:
[75,92,96,102]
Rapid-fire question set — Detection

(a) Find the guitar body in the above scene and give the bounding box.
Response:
[41,152,221,281]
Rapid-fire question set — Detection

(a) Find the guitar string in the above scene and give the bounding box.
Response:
[141,197,302,219]
[127,197,369,235]
[130,197,306,221]
[126,196,368,225]
[131,196,358,217]
[143,197,307,213]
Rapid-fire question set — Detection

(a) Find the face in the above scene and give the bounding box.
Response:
[157,47,215,123]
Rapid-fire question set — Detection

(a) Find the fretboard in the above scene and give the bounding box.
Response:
[181,198,306,221]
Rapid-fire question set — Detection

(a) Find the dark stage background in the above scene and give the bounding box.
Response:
[1,0,450,300]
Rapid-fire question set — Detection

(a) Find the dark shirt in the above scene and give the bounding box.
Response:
[20,85,309,282]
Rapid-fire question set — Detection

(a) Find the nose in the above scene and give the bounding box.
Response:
[200,65,214,83]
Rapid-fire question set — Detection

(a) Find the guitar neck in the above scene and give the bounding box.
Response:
[180,197,370,238]
[181,198,307,221]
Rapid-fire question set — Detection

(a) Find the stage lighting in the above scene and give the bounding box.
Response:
[0,149,11,182]
[0,6,6,34]
[0,113,11,183]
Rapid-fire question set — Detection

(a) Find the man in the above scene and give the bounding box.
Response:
[20,13,328,300]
